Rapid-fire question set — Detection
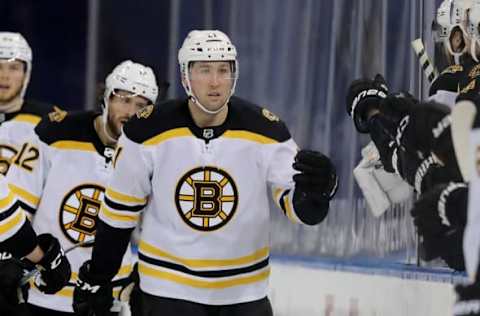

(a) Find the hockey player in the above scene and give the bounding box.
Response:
[0,32,61,178]
[6,60,159,315]
[72,30,338,316]
[0,174,71,315]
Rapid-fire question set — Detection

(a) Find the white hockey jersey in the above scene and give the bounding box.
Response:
[99,97,305,305]
[0,100,55,177]
[7,111,133,312]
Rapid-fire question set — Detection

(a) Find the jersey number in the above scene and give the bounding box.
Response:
[14,143,39,172]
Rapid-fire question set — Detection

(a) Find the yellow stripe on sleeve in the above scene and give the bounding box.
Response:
[106,188,147,205]
[101,204,140,222]
[0,191,15,210]
[0,210,24,235]
[8,184,40,207]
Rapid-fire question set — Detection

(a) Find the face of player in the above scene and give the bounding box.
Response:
[449,27,467,53]
[0,59,26,103]
[107,89,150,139]
[188,61,234,112]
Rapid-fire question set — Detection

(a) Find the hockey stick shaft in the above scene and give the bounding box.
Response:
[19,239,94,286]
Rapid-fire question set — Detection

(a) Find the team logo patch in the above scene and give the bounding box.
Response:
[59,184,105,246]
[48,106,68,123]
[175,166,238,231]
[136,105,154,119]
[262,108,280,122]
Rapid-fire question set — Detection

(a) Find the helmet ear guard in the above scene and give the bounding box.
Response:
[0,32,32,99]
[177,30,239,114]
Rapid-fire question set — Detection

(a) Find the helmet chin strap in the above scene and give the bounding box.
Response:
[189,94,229,115]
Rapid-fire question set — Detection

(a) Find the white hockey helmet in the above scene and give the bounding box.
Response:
[435,0,472,63]
[178,30,238,114]
[103,60,158,106]
[468,0,480,61]
[0,32,32,99]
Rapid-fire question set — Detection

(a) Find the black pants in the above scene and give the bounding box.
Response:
[141,292,274,316]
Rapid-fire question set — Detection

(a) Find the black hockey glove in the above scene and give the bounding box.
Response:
[411,182,468,236]
[454,282,480,316]
[0,253,29,315]
[346,74,388,133]
[73,260,115,316]
[31,233,71,294]
[292,150,337,225]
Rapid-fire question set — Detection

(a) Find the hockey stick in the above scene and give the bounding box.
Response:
[19,239,95,286]
[411,38,439,83]
[451,100,478,181]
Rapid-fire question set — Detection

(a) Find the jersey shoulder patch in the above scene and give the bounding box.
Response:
[124,99,188,144]
[228,96,291,142]
[35,111,99,145]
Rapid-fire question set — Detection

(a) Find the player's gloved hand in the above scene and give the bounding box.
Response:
[411,182,468,236]
[73,260,114,316]
[293,150,338,200]
[454,281,480,315]
[346,74,388,133]
[32,233,71,294]
[0,253,29,314]
[292,150,338,225]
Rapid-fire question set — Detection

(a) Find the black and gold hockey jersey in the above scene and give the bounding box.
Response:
[6,111,133,312]
[97,97,305,305]
[0,100,56,176]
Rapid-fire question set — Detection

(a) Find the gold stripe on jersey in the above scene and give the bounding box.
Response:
[50,141,96,152]
[139,263,270,289]
[101,204,140,223]
[143,128,193,146]
[12,114,42,125]
[283,193,298,224]
[139,240,269,269]
[223,130,278,144]
[0,190,16,210]
[9,184,40,207]
[0,209,25,235]
[106,188,147,205]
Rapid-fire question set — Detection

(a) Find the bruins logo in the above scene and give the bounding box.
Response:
[175,166,238,231]
[48,106,67,123]
[59,184,105,245]
[262,108,279,122]
[136,105,154,119]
